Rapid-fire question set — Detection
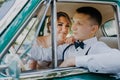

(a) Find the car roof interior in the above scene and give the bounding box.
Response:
[47,2,114,25]
[46,2,116,37]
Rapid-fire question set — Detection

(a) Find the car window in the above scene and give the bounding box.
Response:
[5,1,118,71]
[102,20,117,37]
[5,1,51,71]
[0,0,120,79]
[3,17,37,70]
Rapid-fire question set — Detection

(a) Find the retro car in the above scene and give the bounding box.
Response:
[0,0,120,80]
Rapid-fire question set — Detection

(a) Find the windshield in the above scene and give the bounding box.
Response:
[0,0,28,34]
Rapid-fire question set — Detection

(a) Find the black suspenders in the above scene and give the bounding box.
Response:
[62,44,91,61]
[62,44,74,61]
[85,47,91,55]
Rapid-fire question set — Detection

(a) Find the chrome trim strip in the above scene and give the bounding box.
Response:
[20,67,88,79]
[51,0,58,68]
[57,0,116,5]
[35,0,52,37]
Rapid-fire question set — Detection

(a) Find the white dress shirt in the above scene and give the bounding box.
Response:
[29,37,120,74]
[29,40,68,61]
[75,52,120,74]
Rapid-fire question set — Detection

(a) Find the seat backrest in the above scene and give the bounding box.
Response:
[99,37,118,48]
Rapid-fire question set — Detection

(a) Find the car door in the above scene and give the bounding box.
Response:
[0,0,120,80]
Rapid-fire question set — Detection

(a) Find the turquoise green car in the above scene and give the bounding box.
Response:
[0,0,120,80]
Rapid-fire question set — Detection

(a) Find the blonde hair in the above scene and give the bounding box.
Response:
[47,12,71,33]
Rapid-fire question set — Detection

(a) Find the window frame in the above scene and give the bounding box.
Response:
[101,19,117,37]
[0,0,120,79]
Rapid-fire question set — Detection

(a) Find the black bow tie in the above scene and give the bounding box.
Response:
[74,41,85,49]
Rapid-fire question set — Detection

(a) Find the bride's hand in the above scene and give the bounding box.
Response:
[65,36,75,44]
